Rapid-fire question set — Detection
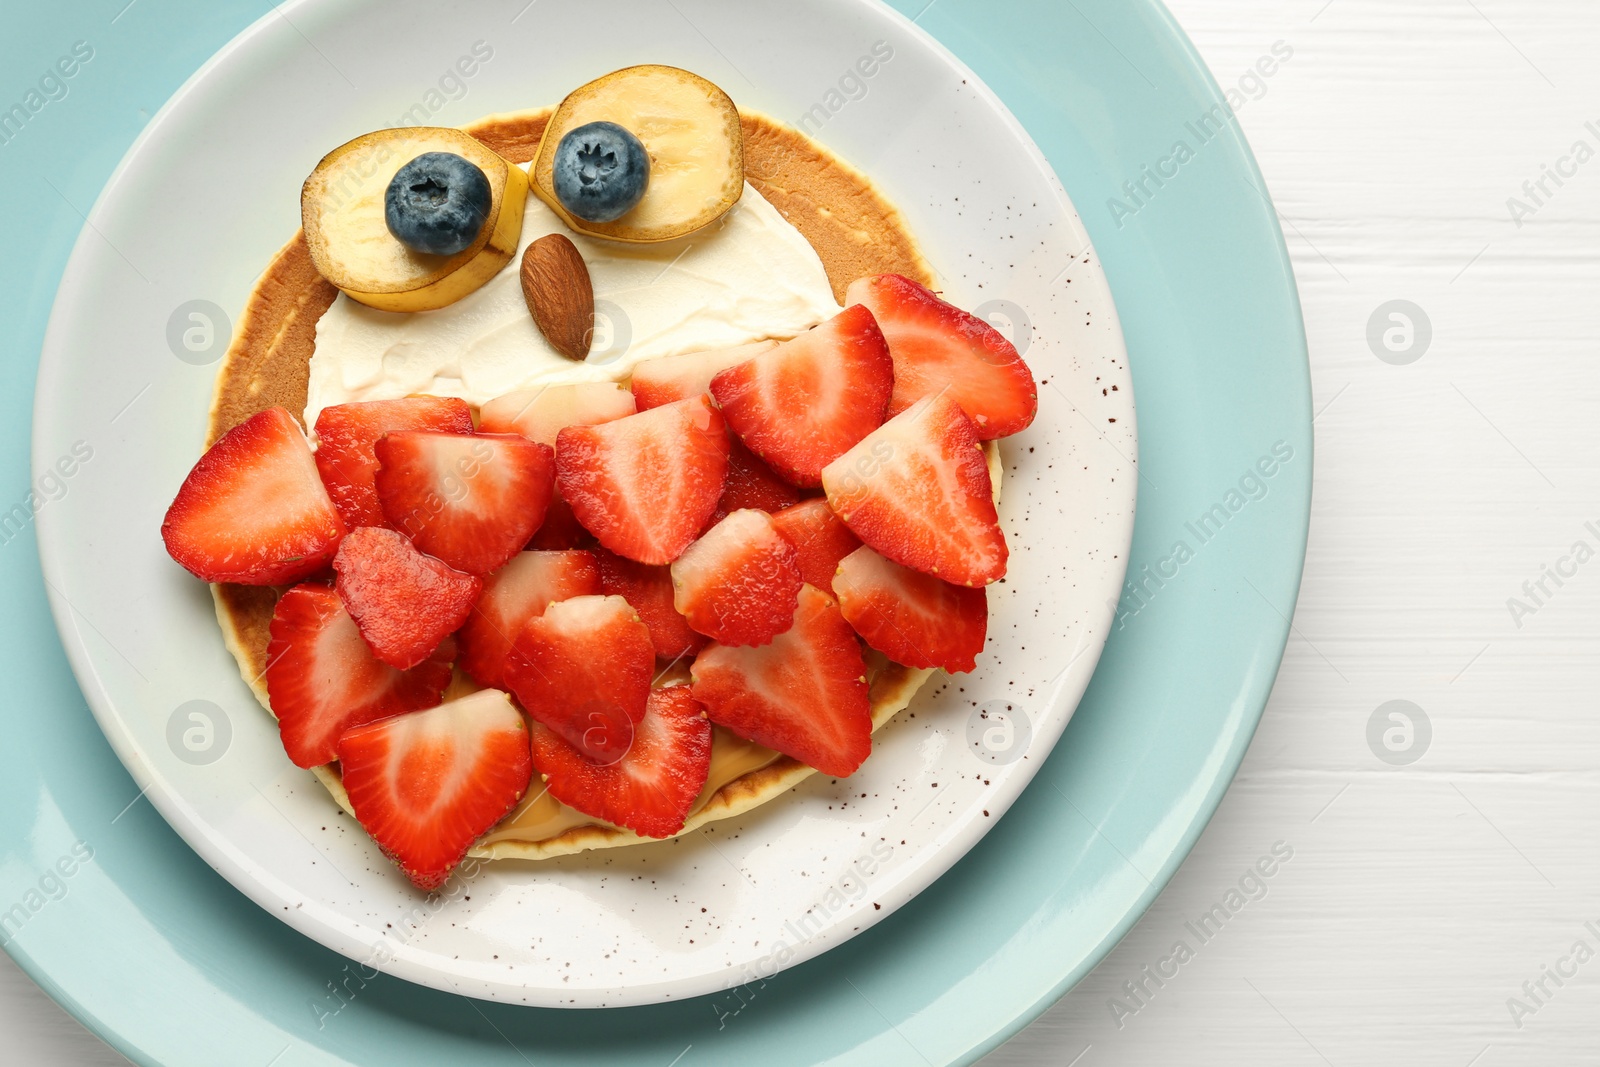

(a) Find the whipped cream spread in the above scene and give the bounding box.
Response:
[304,173,842,428]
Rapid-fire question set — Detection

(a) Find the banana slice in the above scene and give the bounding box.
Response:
[532,65,744,243]
[302,127,528,313]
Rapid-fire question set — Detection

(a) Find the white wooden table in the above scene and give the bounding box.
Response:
[7,0,1597,1061]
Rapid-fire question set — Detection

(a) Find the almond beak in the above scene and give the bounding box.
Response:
[521,233,595,361]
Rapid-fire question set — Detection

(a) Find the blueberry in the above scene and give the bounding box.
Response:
[385,152,493,257]
[552,122,650,224]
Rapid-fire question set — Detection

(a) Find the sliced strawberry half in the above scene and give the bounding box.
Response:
[771,498,861,595]
[332,527,482,670]
[336,689,532,891]
[529,685,712,838]
[555,394,730,565]
[458,550,601,688]
[629,340,776,409]
[710,305,893,488]
[821,393,1006,587]
[265,584,455,768]
[846,274,1037,439]
[162,406,346,586]
[691,584,871,777]
[504,594,654,763]
[375,431,555,575]
[711,440,801,527]
[672,510,803,647]
[834,545,987,673]
[313,397,473,529]
[596,549,707,661]
[478,382,636,447]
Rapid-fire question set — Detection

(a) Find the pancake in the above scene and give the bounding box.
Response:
[205,107,981,863]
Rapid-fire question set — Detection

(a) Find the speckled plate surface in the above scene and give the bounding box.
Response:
[29,0,1134,1006]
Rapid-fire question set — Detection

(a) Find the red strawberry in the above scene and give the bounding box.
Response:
[821,393,1006,587]
[671,510,803,646]
[504,594,654,763]
[834,545,987,673]
[691,584,871,777]
[527,490,592,550]
[555,395,730,565]
[710,305,893,487]
[846,274,1037,438]
[596,549,707,661]
[313,398,473,529]
[529,685,712,837]
[374,431,554,575]
[629,340,775,409]
[266,584,455,768]
[332,527,482,669]
[710,440,801,526]
[337,689,532,891]
[771,499,861,595]
[458,550,601,688]
[478,382,636,447]
[162,406,346,585]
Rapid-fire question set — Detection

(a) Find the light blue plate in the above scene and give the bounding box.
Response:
[1,1,1308,1064]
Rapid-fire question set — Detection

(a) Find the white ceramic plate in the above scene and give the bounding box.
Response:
[33,0,1135,1006]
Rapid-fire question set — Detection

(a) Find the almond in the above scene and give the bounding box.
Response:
[520,234,594,361]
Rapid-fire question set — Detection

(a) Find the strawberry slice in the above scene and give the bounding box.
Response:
[529,685,712,837]
[771,499,861,595]
[629,340,776,409]
[374,431,554,575]
[527,490,592,550]
[504,594,654,763]
[845,274,1037,439]
[596,549,707,661]
[337,689,532,891]
[555,395,730,565]
[332,527,482,670]
[313,398,473,529]
[478,382,636,447]
[266,584,455,768]
[710,305,893,487]
[711,440,801,526]
[162,406,346,586]
[672,510,803,646]
[458,550,601,688]
[834,545,987,673]
[691,584,871,777]
[821,393,1006,587]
